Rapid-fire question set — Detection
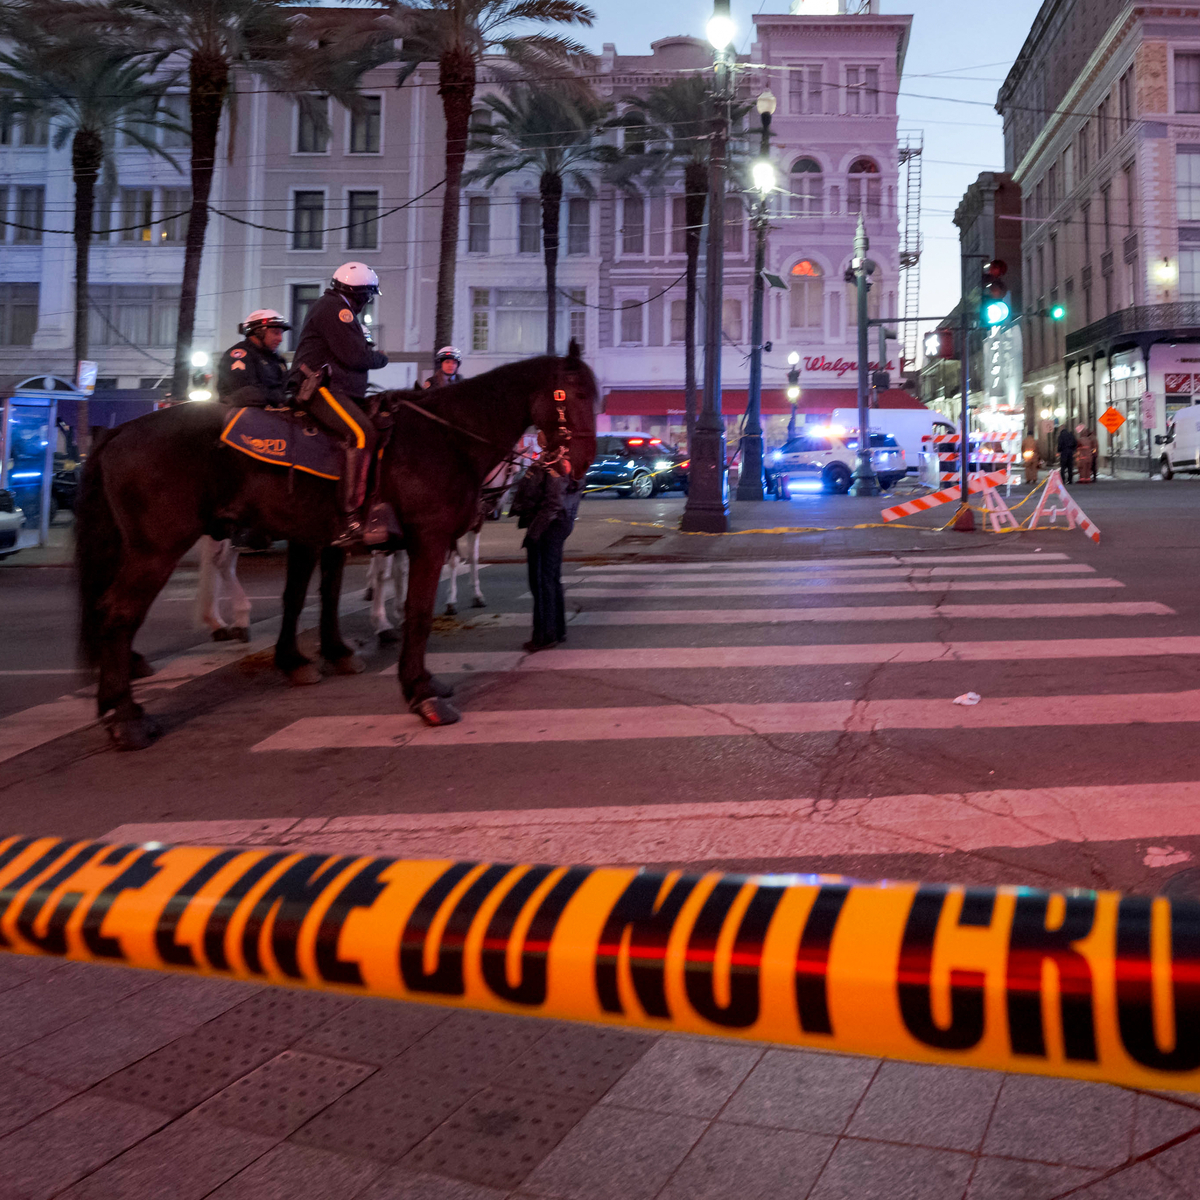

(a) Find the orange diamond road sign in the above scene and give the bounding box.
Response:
[1099,406,1126,434]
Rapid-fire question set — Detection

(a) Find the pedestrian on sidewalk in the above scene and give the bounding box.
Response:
[1076,426,1098,483]
[1057,423,1077,485]
[512,434,582,653]
[1021,426,1039,484]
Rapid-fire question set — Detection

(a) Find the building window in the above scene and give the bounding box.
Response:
[519,198,540,254]
[160,190,190,243]
[1123,163,1135,231]
[349,96,381,154]
[18,109,48,146]
[622,112,646,156]
[87,284,179,347]
[671,196,688,254]
[290,284,321,350]
[1178,147,1200,221]
[1047,163,1057,211]
[292,191,324,250]
[296,96,329,154]
[567,198,589,255]
[120,189,154,242]
[721,298,742,343]
[622,195,644,255]
[1077,123,1090,178]
[161,93,189,149]
[789,259,824,329]
[0,283,38,345]
[469,288,585,354]
[92,192,112,243]
[1050,233,1058,286]
[788,65,822,115]
[1082,202,1091,256]
[1118,69,1133,133]
[1101,183,1112,246]
[1104,271,1113,314]
[846,66,880,115]
[468,196,490,253]
[347,190,379,251]
[723,197,743,253]
[1034,179,1045,219]
[1097,97,1110,156]
[0,109,11,146]
[847,158,880,218]
[1181,250,1200,300]
[1178,53,1200,113]
[619,299,643,345]
[669,299,688,343]
[790,158,822,216]
[13,187,43,244]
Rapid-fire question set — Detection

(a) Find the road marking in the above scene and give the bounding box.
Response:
[564,564,1096,584]
[0,669,85,676]
[103,780,1200,864]
[574,553,1073,573]
[251,688,1200,750]
[565,578,1123,598]
[419,636,1200,676]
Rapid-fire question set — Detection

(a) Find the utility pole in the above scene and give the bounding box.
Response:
[849,214,880,495]
[682,0,734,533]
[736,89,777,503]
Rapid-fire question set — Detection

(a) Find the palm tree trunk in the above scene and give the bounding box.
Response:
[683,161,708,456]
[434,47,476,365]
[71,127,102,448]
[172,52,228,401]
[540,170,562,355]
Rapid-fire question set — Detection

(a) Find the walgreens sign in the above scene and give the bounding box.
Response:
[802,355,897,378]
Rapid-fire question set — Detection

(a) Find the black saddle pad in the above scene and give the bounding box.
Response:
[221,406,341,480]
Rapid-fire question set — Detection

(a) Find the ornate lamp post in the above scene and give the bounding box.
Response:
[786,351,800,440]
[681,0,735,533]
[735,89,777,503]
[848,213,881,495]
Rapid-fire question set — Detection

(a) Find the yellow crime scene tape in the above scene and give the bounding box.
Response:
[2,834,1197,1091]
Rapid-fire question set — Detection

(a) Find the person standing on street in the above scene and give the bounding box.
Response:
[1021,426,1039,485]
[1057,423,1077,485]
[1076,426,1097,483]
[216,310,290,408]
[288,262,389,546]
[512,435,582,652]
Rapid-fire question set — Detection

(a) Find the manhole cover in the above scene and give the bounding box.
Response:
[609,534,663,547]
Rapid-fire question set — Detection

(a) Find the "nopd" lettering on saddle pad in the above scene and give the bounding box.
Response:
[220,407,342,481]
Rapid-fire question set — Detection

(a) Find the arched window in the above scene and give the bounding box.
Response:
[789,259,824,329]
[790,158,822,217]
[846,265,882,326]
[848,157,881,218]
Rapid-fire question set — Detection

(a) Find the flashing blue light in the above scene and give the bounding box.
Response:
[786,479,823,494]
[9,471,41,480]
[770,450,782,464]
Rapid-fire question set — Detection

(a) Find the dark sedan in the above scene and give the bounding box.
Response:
[585,434,688,498]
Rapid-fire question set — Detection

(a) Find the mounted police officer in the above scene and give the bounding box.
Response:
[423,345,463,388]
[216,309,290,408]
[288,262,389,547]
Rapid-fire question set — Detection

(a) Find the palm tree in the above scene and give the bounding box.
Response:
[104,0,389,400]
[466,86,617,353]
[615,76,747,448]
[390,0,596,363]
[0,8,180,377]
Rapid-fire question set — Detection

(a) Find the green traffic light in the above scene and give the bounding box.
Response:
[983,299,1011,326]
[1049,303,1066,320]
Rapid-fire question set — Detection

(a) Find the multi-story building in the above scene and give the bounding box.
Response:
[997,1,1200,469]
[4,0,916,452]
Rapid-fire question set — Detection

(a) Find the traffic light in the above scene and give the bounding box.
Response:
[786,352,800,402]
[923,328,957,360]
[1048,302,1066,321]
[980,260,1010,327]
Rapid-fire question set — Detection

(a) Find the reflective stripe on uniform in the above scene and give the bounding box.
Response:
[319,387,367,450]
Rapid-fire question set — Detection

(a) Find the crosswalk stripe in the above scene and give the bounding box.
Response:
[102,780,1200,864]
[574,553,1073,573]
[564,564,1096,584]
[251,688,1200,750]
[419,636,1200,676]
[564,578,1122,598]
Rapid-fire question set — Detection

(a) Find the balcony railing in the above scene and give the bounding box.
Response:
[1065,302,1200,353]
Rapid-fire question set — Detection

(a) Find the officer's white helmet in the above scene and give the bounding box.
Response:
[238,309,291,336]
[332,262,380,297]
[435,345,462,364]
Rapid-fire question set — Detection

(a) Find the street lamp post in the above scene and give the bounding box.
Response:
[848,214,880,495]
[786,351,800,440]
[735,89,777,503]
[682,0,734,533]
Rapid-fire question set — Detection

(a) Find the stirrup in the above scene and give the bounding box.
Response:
[331,516,365,549]
[363,500,400,546]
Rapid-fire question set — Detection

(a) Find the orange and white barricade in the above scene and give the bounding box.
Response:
[1028,472,1101,542]
[881,469,1008,522]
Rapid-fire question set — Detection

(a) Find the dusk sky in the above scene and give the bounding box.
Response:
[578,0,1045,330]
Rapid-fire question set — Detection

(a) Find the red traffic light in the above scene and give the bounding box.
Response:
[982,260,1009,300]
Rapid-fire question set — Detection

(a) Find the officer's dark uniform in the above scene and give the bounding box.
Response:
[216,338,288,408]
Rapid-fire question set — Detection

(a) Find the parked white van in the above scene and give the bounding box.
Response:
[1157,403,1200,479]
[831,408,954,483]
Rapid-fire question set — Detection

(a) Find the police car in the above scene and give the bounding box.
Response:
[768,427,907,494]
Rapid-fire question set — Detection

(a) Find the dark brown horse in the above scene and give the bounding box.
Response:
[76,346,598,748]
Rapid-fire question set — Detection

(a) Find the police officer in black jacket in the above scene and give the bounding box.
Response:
[217,309,290,408]
[288,261,389,546]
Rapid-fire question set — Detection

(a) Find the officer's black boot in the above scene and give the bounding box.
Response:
[332,448,371,548]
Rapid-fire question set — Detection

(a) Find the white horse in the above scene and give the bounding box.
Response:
[195,535,251,641]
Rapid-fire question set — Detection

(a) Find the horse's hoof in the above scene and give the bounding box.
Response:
[331,653,366,675]
[362,586,375,601]
[471,597,486,608]
[377,627,400,645]
[211,626,233,642]
[430,675,455,698]
[287,663,322,686]
[130,654,155,679]
[231,626,251,644]
[412,696,460,726]
[444,603,458,616]
[107,714,160,751]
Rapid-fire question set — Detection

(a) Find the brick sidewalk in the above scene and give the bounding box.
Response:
[0,954,1197,1199]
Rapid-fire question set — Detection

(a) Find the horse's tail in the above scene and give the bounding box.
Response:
[75,430,123,667]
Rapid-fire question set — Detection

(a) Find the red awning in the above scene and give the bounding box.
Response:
[603,388,927,416]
